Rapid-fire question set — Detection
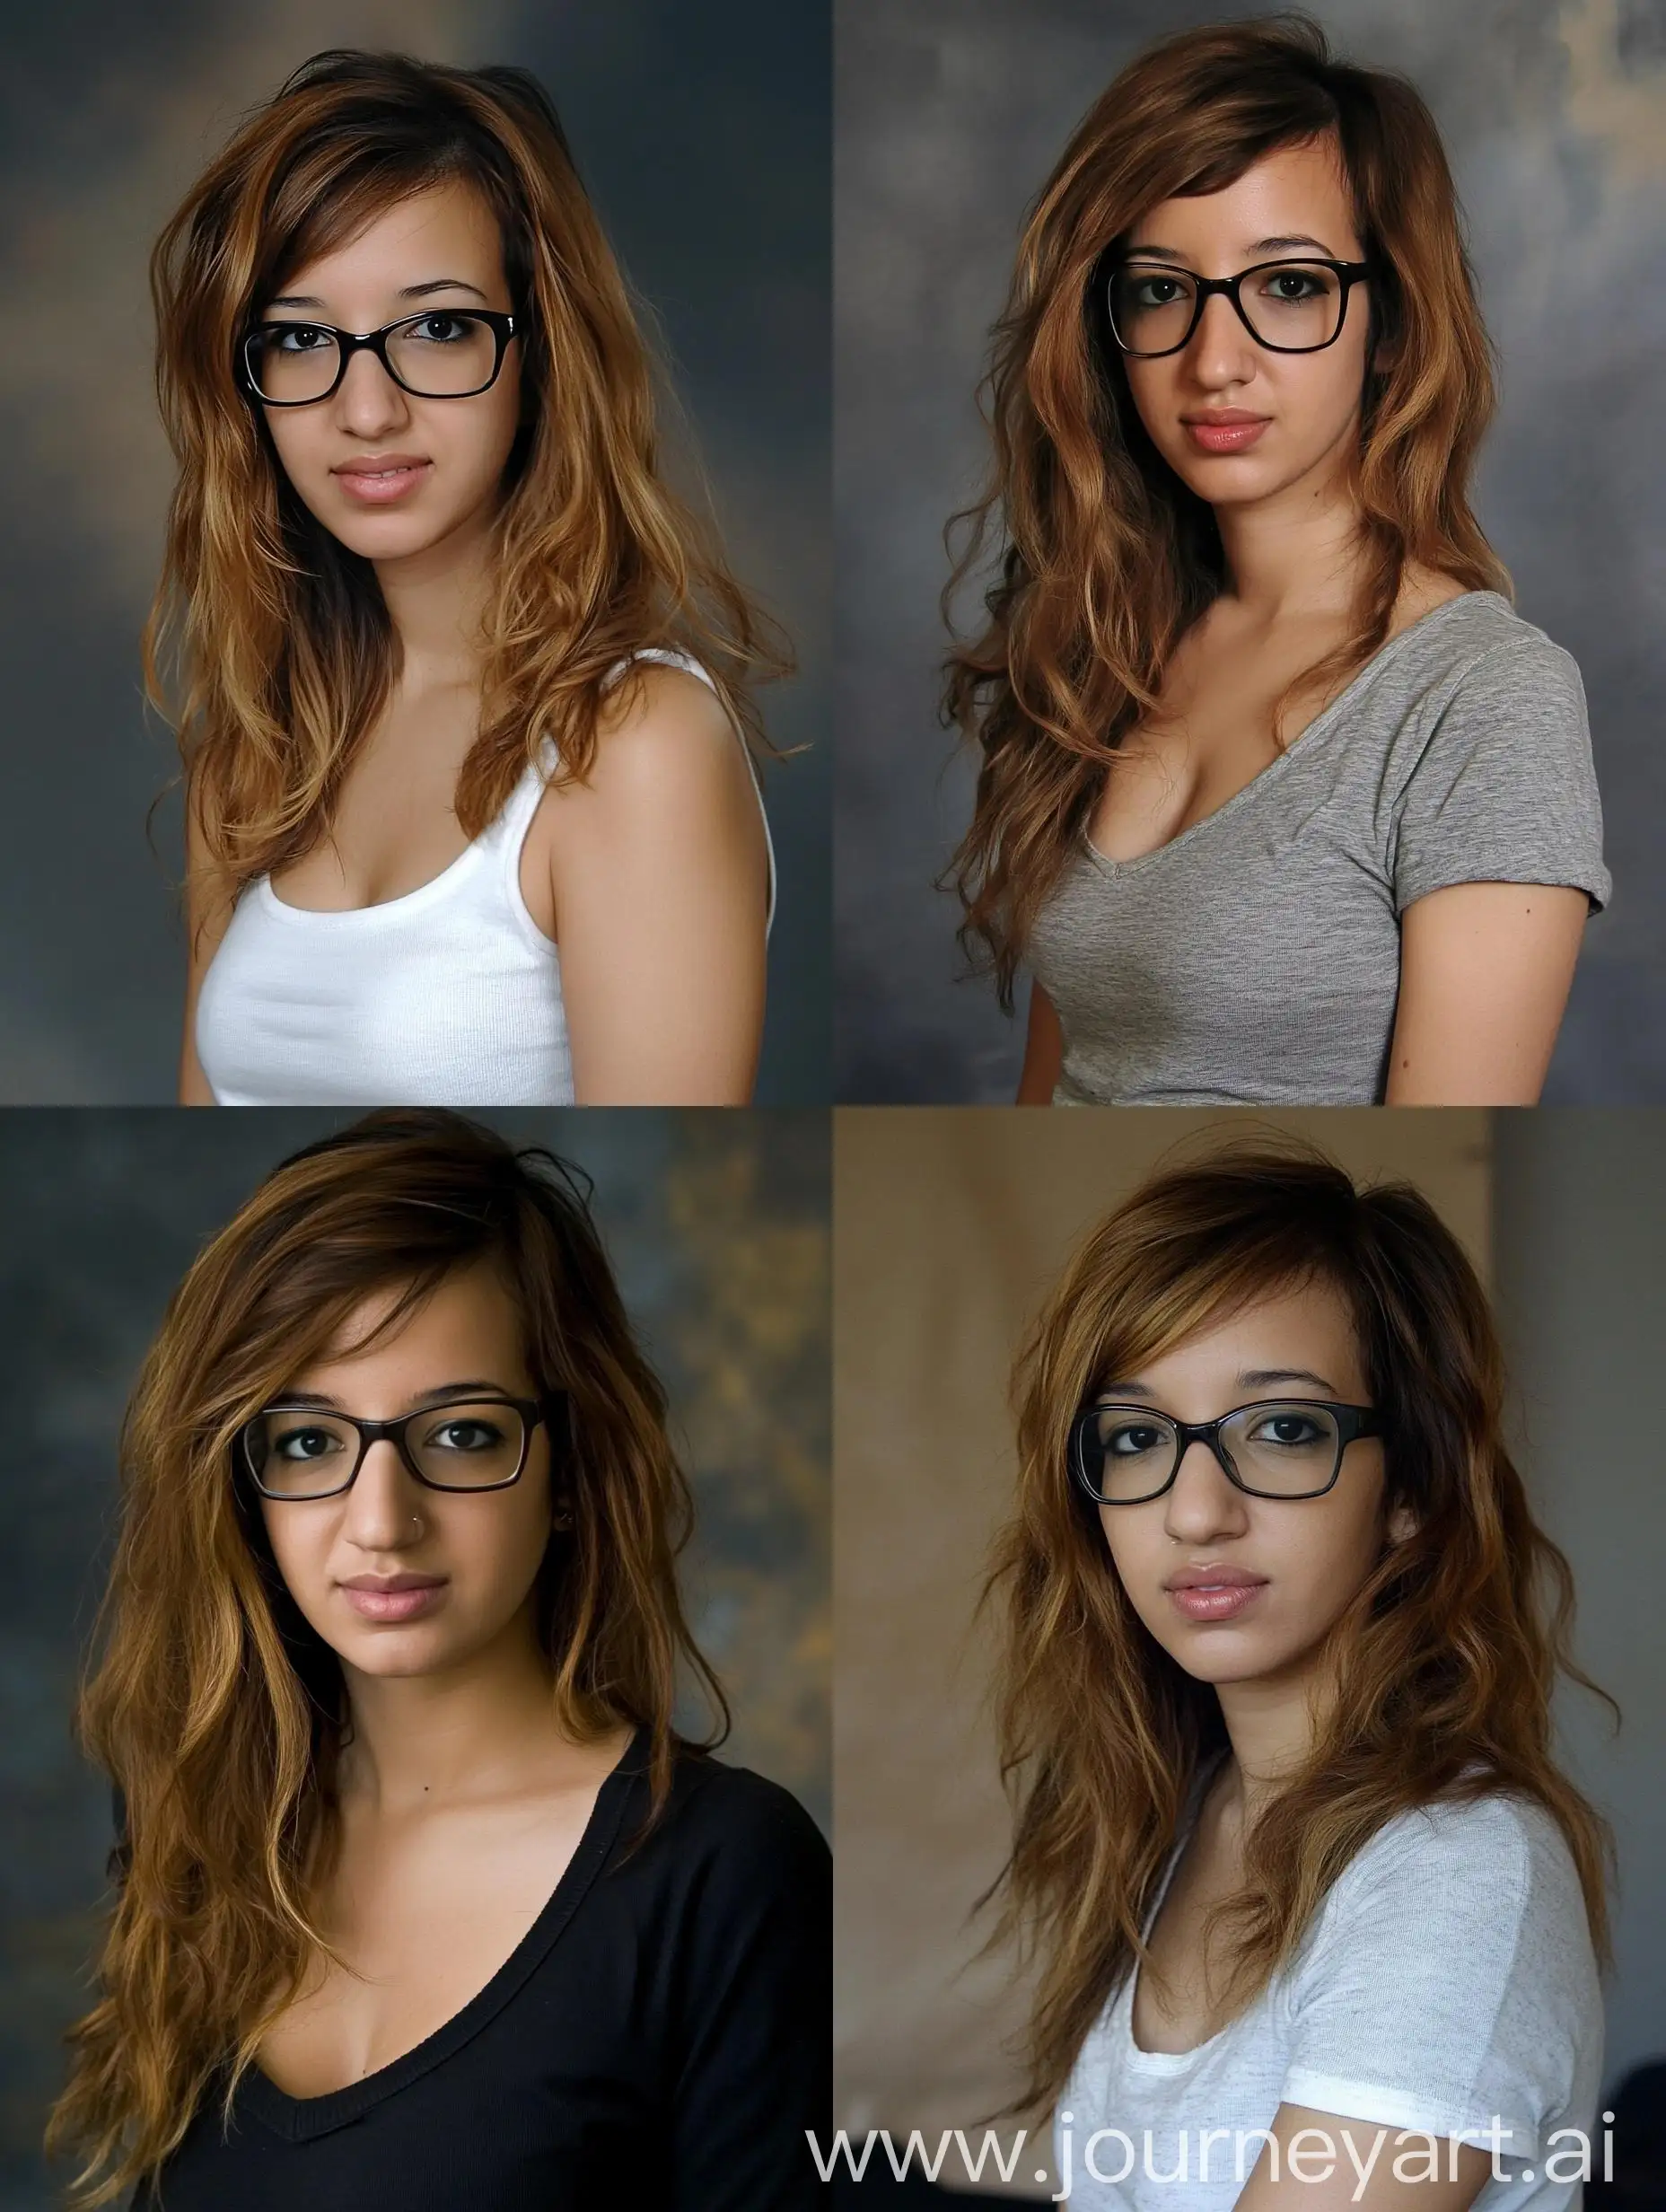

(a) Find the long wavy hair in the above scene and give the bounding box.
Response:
[981,1136,1617,2115]
[146,48,788,898]
[45,1108,728,2206]
[943,13,1510,1007]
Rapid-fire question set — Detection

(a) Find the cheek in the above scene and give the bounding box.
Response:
[261,411,316,483]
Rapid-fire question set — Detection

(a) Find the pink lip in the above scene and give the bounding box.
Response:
[332,458,431,504]
[339,1578,446,1622]
[1168,1581,1266,1623]
[1183,416,1269,453]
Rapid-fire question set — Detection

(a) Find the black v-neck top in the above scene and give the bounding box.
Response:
[132,1729,830,2210]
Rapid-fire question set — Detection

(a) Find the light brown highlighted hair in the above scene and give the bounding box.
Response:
[145,48,787,904]
[46,1109,726,2205]
[982,1136,1615,2115]
[943,13,1508,1006]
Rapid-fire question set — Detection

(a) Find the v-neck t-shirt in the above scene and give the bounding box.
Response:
[131,1729,830,2211]
[1056,1755,1604,2212]
[1026,592,1609,1104]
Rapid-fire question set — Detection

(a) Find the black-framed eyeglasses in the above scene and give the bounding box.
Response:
[1069,1398,1381,1505]
[240,1391,559,1499]
[239,310,519,405]
[1103,256,1375,357]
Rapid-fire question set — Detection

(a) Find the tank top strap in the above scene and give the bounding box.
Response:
[601,648,778,934]
[487,649,777,937]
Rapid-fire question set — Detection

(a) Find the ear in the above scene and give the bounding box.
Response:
[1384,1498,1419,1545]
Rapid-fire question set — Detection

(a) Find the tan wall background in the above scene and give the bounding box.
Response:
[833,1108,1491,2193]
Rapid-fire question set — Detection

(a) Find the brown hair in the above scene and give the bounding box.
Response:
[145,48,788,903]
[943,13,1508,1007]
[46,1109,726,2204]
[982,1135,1616,2115]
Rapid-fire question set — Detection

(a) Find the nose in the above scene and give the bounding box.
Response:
[339,1437,423,1547]
[331,345,413,436]
[1185,287,1260,385]
[1162,1436,1250,1540]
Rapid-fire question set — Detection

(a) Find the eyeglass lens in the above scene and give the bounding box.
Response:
[244,1401,529,1496]
[245,313,501,402]
[1109,262,1346,355]
[1082,1401,1345,1501]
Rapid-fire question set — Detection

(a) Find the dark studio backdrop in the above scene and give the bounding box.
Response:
[836,0,1666,1102]
[0,0,829,1103]
[0,1107,829,2212]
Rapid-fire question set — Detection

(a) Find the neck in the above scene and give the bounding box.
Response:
[372,499,498,694]
[1208,1653,1335,1837]
[1208,424,1368,630]
[336,1603,600,1819]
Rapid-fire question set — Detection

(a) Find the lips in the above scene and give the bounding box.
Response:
[331,454,433,505]
[331,452,429,477]
[1181,413,1270,454]
[339,1575,447,1624]
[1165,1563,1267,1591]
[340,1573,445,1593]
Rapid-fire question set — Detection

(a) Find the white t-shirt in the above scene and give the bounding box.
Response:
[1057,1758,1604,2210]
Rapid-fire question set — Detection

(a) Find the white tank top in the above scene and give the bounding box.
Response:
[194,651,776,1105]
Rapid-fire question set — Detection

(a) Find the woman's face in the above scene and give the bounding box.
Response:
[1091,1276,1415,1692]
[1115,135,1381,520]
[257,1260,557,1687]
[252,178,524,573]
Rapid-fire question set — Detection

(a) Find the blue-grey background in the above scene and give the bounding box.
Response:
[0,0,829,1103]
[0,1107,829,2210]
[835,0,1666,1102]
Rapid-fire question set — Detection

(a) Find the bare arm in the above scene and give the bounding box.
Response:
[539,666,769,1104]
[1232,2104,1494,2211]
[179,786,235,1106]
[1016,978,1063,1103]
[1383,881,1589,1104]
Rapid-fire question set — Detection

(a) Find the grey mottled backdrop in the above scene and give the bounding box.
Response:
[836,0,1666,1102]
[0,1108,829,2211]
[0,0,829,1103]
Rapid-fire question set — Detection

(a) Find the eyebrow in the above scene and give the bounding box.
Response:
[1121,233,1338,263]
[1098,1366,1340,1399]
[265,276,491,312]
[274,1378,513,1412]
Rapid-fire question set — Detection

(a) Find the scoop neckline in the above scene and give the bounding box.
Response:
[236,1722,650,2142]
[1082,588,1505,880]
[259,825,494,926]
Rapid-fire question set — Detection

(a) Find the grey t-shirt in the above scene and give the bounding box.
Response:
[1027,592,1609,1105]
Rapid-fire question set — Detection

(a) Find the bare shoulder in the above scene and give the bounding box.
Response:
[587,660,745,796]
[529,655,767,922]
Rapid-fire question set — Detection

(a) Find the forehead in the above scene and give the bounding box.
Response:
[1118,1275,1366,1392]
[1125,136,1359,262]
[275,177,504,300]
[298,1261,528,1381]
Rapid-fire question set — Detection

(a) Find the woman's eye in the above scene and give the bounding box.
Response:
[427,1418,503,1453]
[411,314,468,343]
[273,1425,339,1460]
[1252,1414,1323,1446]
[272,324,328,352]
[1106,1421,1166,1455]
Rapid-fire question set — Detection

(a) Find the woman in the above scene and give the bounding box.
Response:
[984,1141,1613,2209]
[944,16,1608,1106]
[45,1110,829,2208]
[151,51,781,1105]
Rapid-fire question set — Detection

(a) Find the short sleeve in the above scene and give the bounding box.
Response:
[1279,1797,1601,2169]
[1392,639,1609,915]
[668,1776,832,2210]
